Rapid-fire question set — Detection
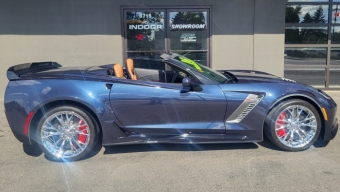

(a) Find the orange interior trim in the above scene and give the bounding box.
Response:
[113,64,126,79]
[126,58,137,80]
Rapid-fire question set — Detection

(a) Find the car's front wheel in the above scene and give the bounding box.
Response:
[36,106,98,161]
[265,99,321,151]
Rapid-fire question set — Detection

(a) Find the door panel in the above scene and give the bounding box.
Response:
[109,81,227,135]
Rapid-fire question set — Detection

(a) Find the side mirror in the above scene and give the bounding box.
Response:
[181,77,203,92]
[182,77,191,87]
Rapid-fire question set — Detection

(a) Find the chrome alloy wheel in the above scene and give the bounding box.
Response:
[40,111,90,159]
[275,105,317,148]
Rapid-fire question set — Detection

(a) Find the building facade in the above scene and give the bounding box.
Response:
[0,0,286,96]
[285,0,340,89]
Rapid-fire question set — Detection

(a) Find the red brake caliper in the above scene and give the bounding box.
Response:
[276,112,287,137]
[78,120,87,143]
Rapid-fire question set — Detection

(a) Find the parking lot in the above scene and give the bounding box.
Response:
[1,92,340,192]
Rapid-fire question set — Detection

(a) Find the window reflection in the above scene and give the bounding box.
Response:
[331,26,340,44]
[285,27,327,44]
[332,5,340,23]
[127,52,165,70]
[285,5,328,23]
[330,69,340,88]
[126,12,165,51]
[330,48,340,64]
[285,47,327,64]
[169,11,207,50]
[284,69,325,88]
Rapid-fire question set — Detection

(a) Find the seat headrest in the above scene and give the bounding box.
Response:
[113,64,125,79]
[126,58,137,80]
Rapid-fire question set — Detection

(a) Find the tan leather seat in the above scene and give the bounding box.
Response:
[126,58,137,80]
[113,64,126,79]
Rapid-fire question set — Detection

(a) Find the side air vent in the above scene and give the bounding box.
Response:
[226,94,264,123]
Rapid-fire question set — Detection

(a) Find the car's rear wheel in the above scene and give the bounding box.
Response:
[264,99,321,151]
[36,106,98,161]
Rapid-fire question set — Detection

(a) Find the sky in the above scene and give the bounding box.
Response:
[289,5,329,22]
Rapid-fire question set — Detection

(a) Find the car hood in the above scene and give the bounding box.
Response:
[226,70,280,79]
[219,69,297,83]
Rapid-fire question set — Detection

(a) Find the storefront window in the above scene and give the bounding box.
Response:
[169,11,208,50]
[285,1,340,89]
[284,68,326,88]
[124,8,210,69]
[126,11,165,51]
[330,48,340,64]
[285,5,328,24]
[284,47,327,65]
[331,26,340,43]
[332,5,340,23]
[285,27,328,44]
[330,69,340,88]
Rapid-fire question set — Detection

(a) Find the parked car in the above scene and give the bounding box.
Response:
[4,53,338,161]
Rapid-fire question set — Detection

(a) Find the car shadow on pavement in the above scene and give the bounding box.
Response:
[256,134,330,150]
[103,142,258,155]
[23,143,43,157]
[256,135,281,151]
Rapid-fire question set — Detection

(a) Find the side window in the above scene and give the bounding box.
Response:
[165,64,191,84]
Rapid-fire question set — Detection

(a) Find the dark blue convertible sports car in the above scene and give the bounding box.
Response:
[4,53,338,161]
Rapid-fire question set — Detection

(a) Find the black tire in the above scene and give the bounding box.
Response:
[264,99,321,151]
[36,106,99,161]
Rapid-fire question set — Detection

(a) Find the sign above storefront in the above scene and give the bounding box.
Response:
[128,24,206,30]
[128,24,163,30]
[171,24,206,30]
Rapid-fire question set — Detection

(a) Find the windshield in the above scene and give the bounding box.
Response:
[172,54,228,83]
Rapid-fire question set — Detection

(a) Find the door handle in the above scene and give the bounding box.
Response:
[106,83,113,89]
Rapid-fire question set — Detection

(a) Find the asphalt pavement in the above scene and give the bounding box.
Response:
[1,92,340,192]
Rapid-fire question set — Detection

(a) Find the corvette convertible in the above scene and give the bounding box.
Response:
[4,53,338,161]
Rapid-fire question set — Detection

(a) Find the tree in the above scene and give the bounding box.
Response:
[302,12,313,23]
[171,12,206,25]
[285,6,302,23]
[301,12,315,44]
[285,6,302,44]
[312,6,326,23]
[286,6,327,44]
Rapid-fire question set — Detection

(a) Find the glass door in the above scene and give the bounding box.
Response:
[123,8,210,69]
[124,10,166,69]
[168,9,209,66]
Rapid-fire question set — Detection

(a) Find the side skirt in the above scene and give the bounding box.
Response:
[102,133,262,146]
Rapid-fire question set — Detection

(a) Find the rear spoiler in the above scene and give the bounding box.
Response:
[7,62,62,80]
